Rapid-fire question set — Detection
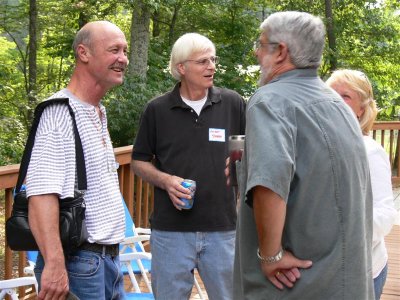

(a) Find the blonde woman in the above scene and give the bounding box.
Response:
[327,69,398,300]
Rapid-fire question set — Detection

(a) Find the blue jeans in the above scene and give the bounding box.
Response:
[34,250,125,299]
[151,230,235,300]
[374,263,388,300]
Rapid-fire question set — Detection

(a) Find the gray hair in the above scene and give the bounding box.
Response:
[72,21,117,59]
[260,11,325,68]
[169,33,216,80]
[72,26,93,59]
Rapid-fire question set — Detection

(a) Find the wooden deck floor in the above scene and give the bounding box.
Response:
[381,187,400,300]
[382,225,400,300]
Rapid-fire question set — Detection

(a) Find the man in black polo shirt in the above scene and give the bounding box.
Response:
[131,32,246,299]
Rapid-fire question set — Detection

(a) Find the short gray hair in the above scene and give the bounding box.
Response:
[169,33,216,80]
[72,26,93,59]
[72,21,117,59]
[260,11,325,68]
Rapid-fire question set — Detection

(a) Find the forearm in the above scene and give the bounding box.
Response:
[253,185,286,256]
[131,159,190,210]
[28,194,65,265]
[29,194,69,298]
[131,160,172,189]
[369,153,398,241]
[373,199,398,242]
[251,186,313,290]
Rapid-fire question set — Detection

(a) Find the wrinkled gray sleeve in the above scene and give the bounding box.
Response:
[244,97,295,206]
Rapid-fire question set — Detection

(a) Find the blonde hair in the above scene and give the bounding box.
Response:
[326,69,378,135]
[169,33,215,80]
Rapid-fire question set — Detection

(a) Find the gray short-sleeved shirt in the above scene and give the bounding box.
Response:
[234,69,373,299]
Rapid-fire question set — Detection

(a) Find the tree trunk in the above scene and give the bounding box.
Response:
[324,0,337,72]
[168,3,181,46]
[129,0,150,80]
[28,0,37,122]
[152,9,161,37]
[78,11,89,29]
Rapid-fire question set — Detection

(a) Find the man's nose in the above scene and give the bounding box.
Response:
[118,52,129,64]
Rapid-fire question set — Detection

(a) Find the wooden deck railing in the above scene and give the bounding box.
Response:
[372,121,400,186]
[1,121,400,287]
[0,145,153,288]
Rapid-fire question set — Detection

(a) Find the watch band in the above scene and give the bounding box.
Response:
[257,247,284,264]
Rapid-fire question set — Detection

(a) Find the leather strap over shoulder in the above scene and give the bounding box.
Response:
[15,98,87,193]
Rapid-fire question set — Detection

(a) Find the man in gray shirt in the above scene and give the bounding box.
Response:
[233,11,374,299]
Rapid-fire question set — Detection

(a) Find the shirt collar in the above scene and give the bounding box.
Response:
[61,88,106,115]
[269,68,319,84]
[169,83,221,110]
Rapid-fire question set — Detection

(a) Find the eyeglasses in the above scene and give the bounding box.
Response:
[253,40,279,51]
[185,56,219,67]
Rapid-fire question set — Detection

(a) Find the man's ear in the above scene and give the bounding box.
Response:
[276,43,289,64]
[177,63,186,76]
[77,44,90,63]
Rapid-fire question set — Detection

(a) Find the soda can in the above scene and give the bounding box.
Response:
[179,179,196,209]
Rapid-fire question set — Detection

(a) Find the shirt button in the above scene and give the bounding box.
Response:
[195,119,198,122]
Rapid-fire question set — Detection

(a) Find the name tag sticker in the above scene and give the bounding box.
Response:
[209,128,226,142]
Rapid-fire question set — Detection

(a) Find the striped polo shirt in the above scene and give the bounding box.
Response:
[26,88,125,244]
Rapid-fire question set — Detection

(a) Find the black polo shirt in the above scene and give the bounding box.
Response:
[132,83,246,231]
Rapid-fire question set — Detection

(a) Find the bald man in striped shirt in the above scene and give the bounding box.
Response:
[26,21,129,300]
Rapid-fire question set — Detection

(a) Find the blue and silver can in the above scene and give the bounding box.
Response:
[180,179,196,209]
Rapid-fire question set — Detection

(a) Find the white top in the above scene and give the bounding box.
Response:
[26,89,125,244]
[181,95,207,115]
[364,135,397,278]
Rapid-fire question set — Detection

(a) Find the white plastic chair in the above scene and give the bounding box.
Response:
[24,250,38,292]
[0,277,37,300]
[119,252,154,299]
[120,202,153,293]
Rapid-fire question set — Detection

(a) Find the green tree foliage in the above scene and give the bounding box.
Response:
[329,1,400,119]
[262,0,400,119]
[0,0,399,164]
[0,35,27,165]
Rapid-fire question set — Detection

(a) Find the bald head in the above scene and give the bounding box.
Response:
[72,21,124,59]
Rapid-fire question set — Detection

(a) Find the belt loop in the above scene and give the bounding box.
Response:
[102,245,106,258]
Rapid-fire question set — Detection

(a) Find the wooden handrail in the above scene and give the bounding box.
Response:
[1,121,400,285]
[372,121,400,131]
[0,164,20,190]
[0,145,154,287]
[371,122,400,186]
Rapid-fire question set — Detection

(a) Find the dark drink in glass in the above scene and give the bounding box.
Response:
[228,135,245,186]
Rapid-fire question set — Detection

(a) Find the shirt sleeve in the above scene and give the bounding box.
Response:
[132,103,156,162]
[26,106,75,198]
[244,98,295,206]
[367,142,397,245]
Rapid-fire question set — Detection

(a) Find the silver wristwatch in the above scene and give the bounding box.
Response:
[257,247,284,264]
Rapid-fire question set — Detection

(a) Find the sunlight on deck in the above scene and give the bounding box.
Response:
[381,187,400,299]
